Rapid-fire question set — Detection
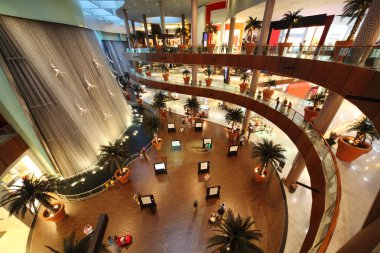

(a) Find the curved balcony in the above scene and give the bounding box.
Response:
[125,45,380,130]
[129,70,341,253]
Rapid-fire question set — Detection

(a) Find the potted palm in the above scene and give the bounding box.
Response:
[46,231,109,253]
[225,108,244,141]
[145,66,151,77]
[304,93,326,123]
[152,91,167,120]
[244,17,262,55]
[184,97,200,117]
[208,209,263,253]
[98,140,131,184]
[0,175,66,223]
[182,69,191,85]
[251,139,286,183]
[161,64,170,81]
[132,84,144,105]
[151,24,162,50]
[204,22,218,53]
[175,27,188,53]
[334,0,372,61]
[279,9,302,56]
[239,72,250,93]
[146,115,163,150]
[204,66,213,87]
[336,117,379,162]
[135,62,142,74]
[262,79,276,100]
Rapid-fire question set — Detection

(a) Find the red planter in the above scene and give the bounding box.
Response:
[239,83,248,93]
[245,43,256,55]
[163,73,169,81]
[179,44,187,53]
[41,202,66,223]
[205,78,212,87]
[262,89,274,101]
[146,71,151,77]
[137,98,143,106]
[183,76,190,85]
[336,136,372,163]
[304,106,320,123]
[254,167,268,183]
[207,44,216,54]
[152,138,163,150]
[228,131,237,141]
[334,40,353,61]
[278,42,292,56]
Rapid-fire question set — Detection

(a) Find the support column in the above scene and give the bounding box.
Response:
[242,110,251,134]
[227,17,235,53]
[249,0,275,95]
[131,20,136,35]
[143,14,150,47]
[191,0,198,86]
[284,153,306,187]
[159,0,166,45]
[181,14,186,45]
[122,9,132,48]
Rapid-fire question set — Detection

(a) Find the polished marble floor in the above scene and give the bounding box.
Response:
[30,113,286,253]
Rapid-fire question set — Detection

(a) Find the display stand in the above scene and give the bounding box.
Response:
[154,162,167,175]
[205,186,221,199]
[198,161,210,174]
[167,123,176,133]
[227,145,238,157]
[203,138,212,149]
[195,122,203,132]
[137,195,156,210]
[171,140,181,151]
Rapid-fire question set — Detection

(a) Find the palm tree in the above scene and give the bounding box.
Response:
[0,175,58,218]
[225,108,244,129]
[175,27,188,44]
[152,91,167,111]
[244,17,262,42]
[161,64,169,73]
[347,117,379,145]
[264,79,276,90]
[46,232,109,253]
[98,140,130,171]
[208,209,263,253]
[184,97,200,116]
[146,115,163,143]
[204,66,213,79]
[308,93,326,111]
[132,83,144,98]
[341,0,372,41]
[182,69,191,77]
[150,24,162,46]
[281,9,303,43]
[251,139,286,175]
[240,72,250,83]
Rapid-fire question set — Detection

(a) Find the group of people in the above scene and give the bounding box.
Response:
[247,119,273,139]
[274,97,293,114]
[108,234,133,248]
[209,203,226,224]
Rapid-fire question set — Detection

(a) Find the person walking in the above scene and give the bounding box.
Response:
[275,97,280,110]
[193,200,198,212]
[239,134,245,146]
[217,203,226,218]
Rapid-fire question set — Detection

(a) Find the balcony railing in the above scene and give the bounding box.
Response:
[126,45,380,71]
[130,70,341,253]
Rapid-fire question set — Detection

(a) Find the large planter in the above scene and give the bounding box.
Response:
[207,44,216,54]
[160,109,167,120]
[137,98,143,106]
[228,131,238,141]
[179,44,187,53]
[183,76,190,85]
[334,40,354,61]
[41,202,66,223]
[254,167,268,183]
[152,138,163,150]
[304,106,320,123]
[162,73,169,81]
[336,136,372,163]
[262,89,274,101]
[205,78,213,87]
[155,45,162,52]
[239,83,248,93]
[245,42,256,55]
[278,42,292,56]
[136,68,142,74]
[146,71,151,77]
[114,167,130,184]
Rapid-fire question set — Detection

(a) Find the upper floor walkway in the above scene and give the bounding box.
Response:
[125,45,380,131]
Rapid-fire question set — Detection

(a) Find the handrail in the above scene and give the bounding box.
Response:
[56,103,156,201]
[130,70,340,253]
[126,45,380,71]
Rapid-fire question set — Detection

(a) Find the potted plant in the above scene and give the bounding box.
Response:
[0,175,66,223]
[336,117,379,162]
[225,108,244,141]
[98,140,131,184]
[334,0,372,61]
[46,231,109,253]
[182,69,191,85]
[251,139,286,182]
[161,64,170,81]
[244,17,262,55]
[239,72,250,93]
[146,115,163,150]
[262,79,276,100]
[150,24,162,50]
[279,9,302,56]
[208,209,263,253]
[175,27,188,53]
[204,22,218,53]
[152,91,168,120]
[204,66,213,87]
[135,62,142,74]
[132,84,144,105]
[184,97,200,117]
[304,93,326,123]
[145,66,151,77]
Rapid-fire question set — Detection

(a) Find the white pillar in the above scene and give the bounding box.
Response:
[191,0,198,86]
[159,1,166,34]
[122,9,132,48]
[227,17,236,53]
[143,14,150,47]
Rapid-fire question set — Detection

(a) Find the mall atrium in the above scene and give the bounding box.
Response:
[0,0,379,252]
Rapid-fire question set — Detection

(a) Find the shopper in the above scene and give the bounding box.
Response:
[193,200,198,212]
[239,134,245,146]
[275,97,280,110]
